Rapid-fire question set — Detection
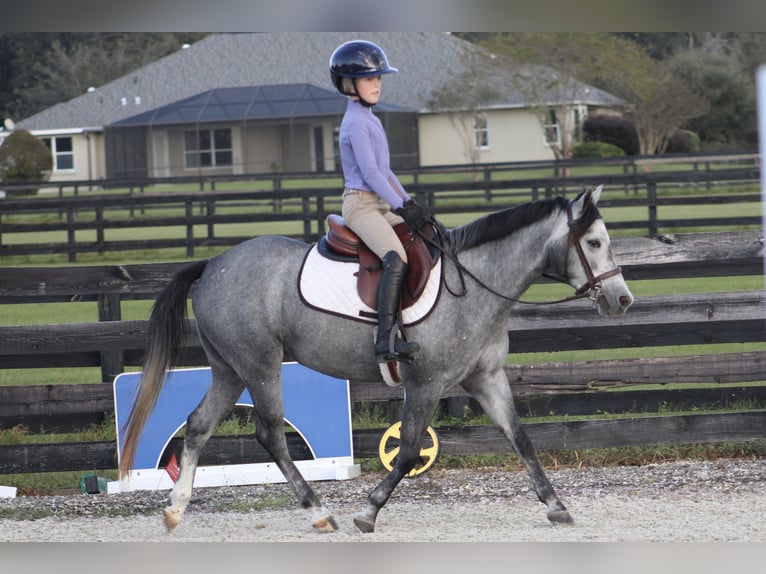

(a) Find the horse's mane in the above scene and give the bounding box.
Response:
[446,193,601,254]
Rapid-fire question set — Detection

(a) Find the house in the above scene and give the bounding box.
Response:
[8,32,622,183]
[105,83,415,178]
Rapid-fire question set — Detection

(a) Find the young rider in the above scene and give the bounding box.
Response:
[329,39,430,364]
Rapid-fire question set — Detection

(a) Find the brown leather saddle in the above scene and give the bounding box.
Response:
[318,214,439,310]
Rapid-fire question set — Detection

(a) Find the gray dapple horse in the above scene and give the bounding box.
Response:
[119,185,633,534]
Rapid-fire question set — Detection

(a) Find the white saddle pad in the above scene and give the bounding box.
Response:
[298,244,442,326]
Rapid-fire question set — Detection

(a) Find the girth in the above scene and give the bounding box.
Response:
[318,214,438,310]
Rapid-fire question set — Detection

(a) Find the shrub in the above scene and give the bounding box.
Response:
[583,113,639,155]
[0,129,52,197]
[666,129,702,154]
[572,141,625,158]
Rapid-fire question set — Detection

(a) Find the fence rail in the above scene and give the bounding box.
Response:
[2,150,758,193]
[0,154,760,261]
[1,226,765,473]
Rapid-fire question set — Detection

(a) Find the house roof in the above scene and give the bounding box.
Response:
[110,84,407,128]
[17,32,622,132]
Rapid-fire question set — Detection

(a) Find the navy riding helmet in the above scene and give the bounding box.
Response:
[329,40,398,96]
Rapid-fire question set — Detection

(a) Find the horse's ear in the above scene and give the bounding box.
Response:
[590,184,603,205]
[570,184,602,218]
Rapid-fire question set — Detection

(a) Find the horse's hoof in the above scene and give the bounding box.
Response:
[547,509,574,524]
[162,507,182,533]
[312,514,339,533]
[353,514,376,533]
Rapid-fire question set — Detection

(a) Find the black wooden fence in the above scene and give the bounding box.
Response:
[1,228,764,474]
[1,154,760,261]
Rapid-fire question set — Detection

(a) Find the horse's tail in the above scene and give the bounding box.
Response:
[118,259,208,478]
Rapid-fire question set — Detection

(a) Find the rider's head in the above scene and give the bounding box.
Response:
[329,40,398,106]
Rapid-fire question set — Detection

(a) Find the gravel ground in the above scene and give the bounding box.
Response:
[1,458,764,542]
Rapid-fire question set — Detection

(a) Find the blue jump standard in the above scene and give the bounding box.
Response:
[114,363,354,472]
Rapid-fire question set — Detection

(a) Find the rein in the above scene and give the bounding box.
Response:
[419,200,622,306]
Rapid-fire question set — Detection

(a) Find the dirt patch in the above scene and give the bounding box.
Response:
[1,459,764,542]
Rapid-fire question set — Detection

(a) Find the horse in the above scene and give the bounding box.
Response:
[118,184,634,534]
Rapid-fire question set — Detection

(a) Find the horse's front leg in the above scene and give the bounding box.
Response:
[465,369,573,525]
[354,385,441,533]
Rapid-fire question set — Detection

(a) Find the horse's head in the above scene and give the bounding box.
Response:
[555,185,634,317]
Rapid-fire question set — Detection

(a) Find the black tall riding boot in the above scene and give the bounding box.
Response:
[375,251,421,363]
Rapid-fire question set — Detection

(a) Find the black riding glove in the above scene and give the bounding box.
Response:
[394,199,430,231]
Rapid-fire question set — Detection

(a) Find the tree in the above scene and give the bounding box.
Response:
[668,40,757,150]
[473,33,619,160]
[464,34,711,156]
[613,33,691,59]
[590,36,709,155]
[0,33,209,121]
[0,128,53,196]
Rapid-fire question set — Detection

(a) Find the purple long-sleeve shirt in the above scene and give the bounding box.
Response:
[339,99,410,209]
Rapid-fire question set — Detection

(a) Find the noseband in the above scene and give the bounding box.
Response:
[566,201,623,303]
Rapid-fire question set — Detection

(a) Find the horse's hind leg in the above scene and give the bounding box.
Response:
[464,369,573,525]
[163,366,245,533]
[354,384,442,533]
[245,369,339,533]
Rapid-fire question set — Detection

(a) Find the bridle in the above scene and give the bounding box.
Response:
[420,199,623,306]
[561,201,623,304]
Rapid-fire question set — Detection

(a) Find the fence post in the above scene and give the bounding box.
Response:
[484,168,492,202]
[96,205,105,254]
[302,196,312,242]
[206,200,215,240]
[273,177,283,211]
[315,195,325,238]
[98,293,124,382]
[622,164,630,195]
[66,206,76,262]
[185,199,195,258]
[647,181,658,236]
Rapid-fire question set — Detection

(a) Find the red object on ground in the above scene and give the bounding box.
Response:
[164,454,180,482]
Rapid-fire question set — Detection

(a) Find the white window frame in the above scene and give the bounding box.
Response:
[543,108,561,148]
[544,123,561,147]
[184,128,233,168]
[474,114,489,150]
[43,136,75,172]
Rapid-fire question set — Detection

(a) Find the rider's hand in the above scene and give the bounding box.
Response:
[394,199,430,231]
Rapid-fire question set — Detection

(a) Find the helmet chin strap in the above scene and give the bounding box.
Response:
[351,78,375,107]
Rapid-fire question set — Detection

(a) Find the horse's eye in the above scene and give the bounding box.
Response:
[588,239,601,249]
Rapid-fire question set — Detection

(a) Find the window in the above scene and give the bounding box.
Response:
[544,109,561,147]
[42,136,74,171]
[474,114,489,149]
[184,128,232,168]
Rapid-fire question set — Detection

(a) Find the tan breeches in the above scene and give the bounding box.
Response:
[341,189,407,262]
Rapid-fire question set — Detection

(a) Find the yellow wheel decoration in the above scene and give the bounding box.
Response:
[378,421,440,477]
